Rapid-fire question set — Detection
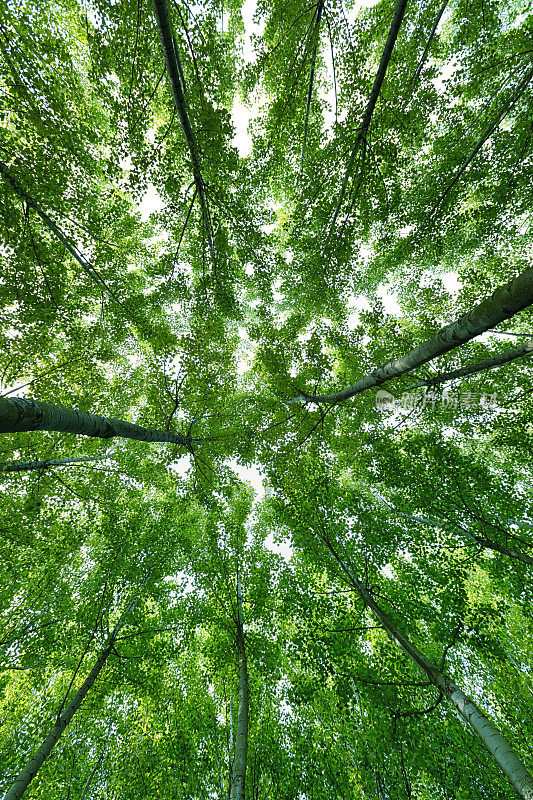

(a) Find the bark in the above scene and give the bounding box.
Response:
[331,0,409,225]
[230,580,249,800]
[0,397,191,448]
[294,265,533,405]
[0,450,114,474]
[228,695,234,797]
[416,339,533,387]
[325,542,533,799]
[3,643,113,800]
[150,0,216,267]
[2,596,141,800]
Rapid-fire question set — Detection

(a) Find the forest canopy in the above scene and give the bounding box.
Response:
[1,0,533,797]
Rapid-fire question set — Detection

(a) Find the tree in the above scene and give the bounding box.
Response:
[1,0,533,797]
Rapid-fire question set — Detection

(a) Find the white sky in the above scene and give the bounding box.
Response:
[230,459,265,501]
[230,0,264,156]
[139,184,164,221]
[231,96,255,157]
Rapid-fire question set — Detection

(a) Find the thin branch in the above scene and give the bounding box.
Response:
[392,691,444,718]
[409,0,448,88]
[129,68,166,138]
[331,0,409,226]
[412,338,533,388]
[301,0,324,169]
[0,161,127,311]
[436,64,533,207]
[151,0,217,271]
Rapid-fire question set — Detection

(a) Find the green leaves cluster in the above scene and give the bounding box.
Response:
[1,0,533,796]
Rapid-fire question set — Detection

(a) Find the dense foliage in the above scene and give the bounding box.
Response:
[1,0,533,796]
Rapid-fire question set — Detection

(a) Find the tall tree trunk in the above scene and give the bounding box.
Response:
[294,266,533,405]
[324,541,533,800]
[230,579,249,800]
[228,694,234,797]
[0,451,114,473]
[2,595,141,800]
[0,397,190,448]
[3,644,113,800]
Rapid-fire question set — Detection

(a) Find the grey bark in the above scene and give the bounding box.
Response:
[151,0,216,267]
[0,449,114,474]
[331,0,409,225]
[228,695,234,798]
[0,397,191,448]
[325,543,533,799]
[294,266,533,405]
[2,644,114,800]
[1,589,141,800]
[230,579,249,800]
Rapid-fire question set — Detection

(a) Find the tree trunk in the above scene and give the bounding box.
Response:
[2,641,114,800]
[325,542,533,800]
[228,695,234,798]
[0,397,190,447]
[230,580,249,800]
[0,451,113,473]
[150,0,201,184]
[294,266,533,405]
